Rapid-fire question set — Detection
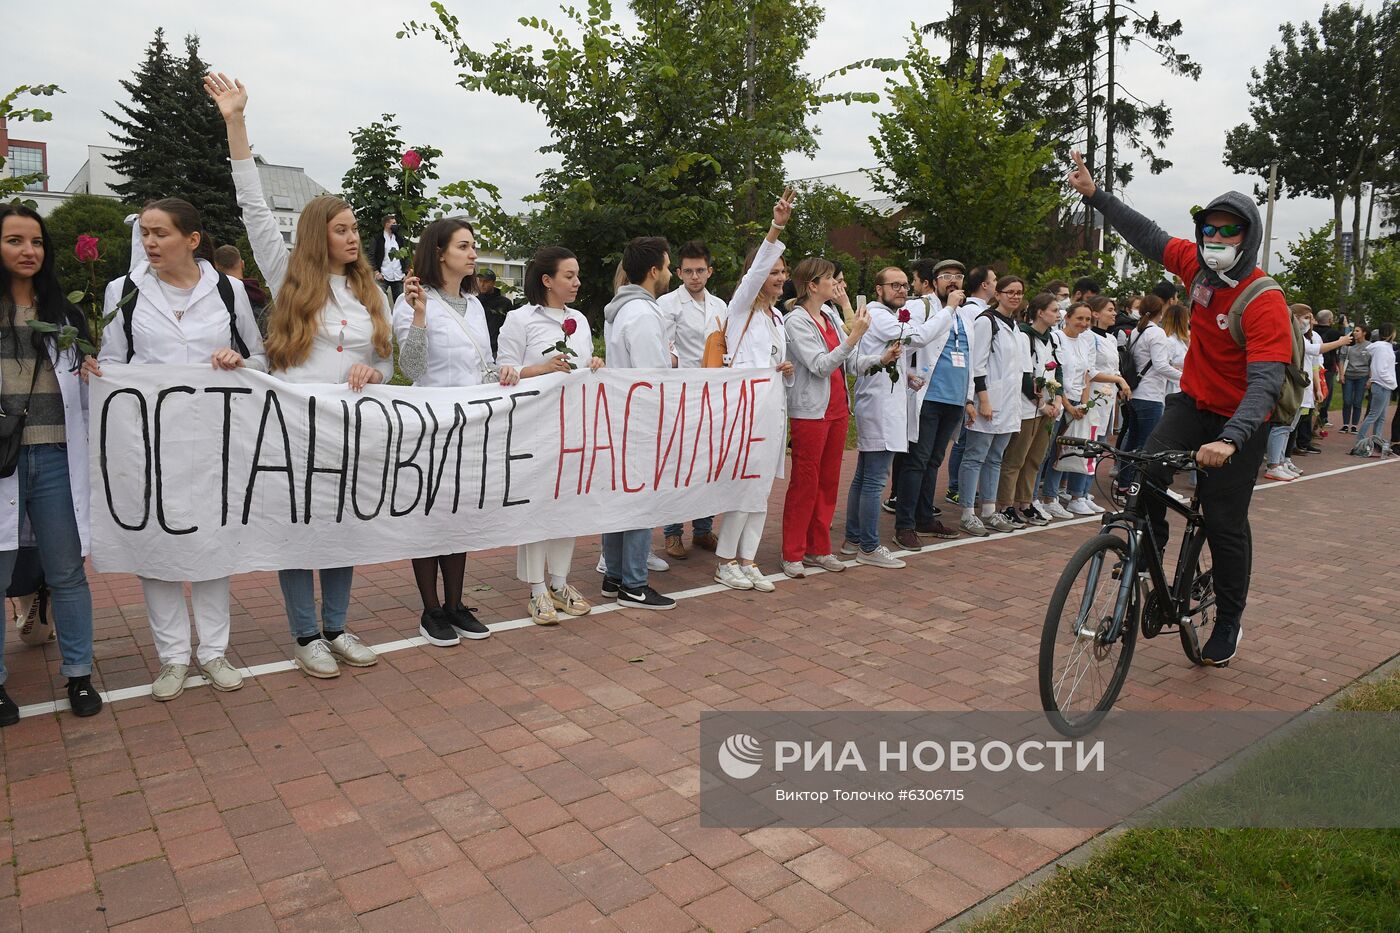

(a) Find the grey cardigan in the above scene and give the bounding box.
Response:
[784,304,883,420]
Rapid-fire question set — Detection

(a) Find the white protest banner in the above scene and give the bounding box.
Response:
[89,365,786,581]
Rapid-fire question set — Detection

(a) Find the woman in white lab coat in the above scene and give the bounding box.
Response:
[87,197,266,702]
[712,194,796,593]
[496,246,604,624]
[393,218,510,647]
[0,204,101,723]
[208,72,393,680]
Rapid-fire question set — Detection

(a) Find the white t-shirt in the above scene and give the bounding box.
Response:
[1368,340,1398,390]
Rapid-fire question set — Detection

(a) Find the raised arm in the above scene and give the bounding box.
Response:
[726,190,793,318]
[1068,150,1170,265]
[204,73,289,295]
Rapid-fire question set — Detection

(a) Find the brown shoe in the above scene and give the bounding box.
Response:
[916,521,959,539]
[665,535,687,560]
[692,532,719,552]
[893,529,923,551]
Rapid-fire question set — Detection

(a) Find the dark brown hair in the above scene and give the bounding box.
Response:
[523,246,578,306]
[142,198,214,262]
[412,218,478,292]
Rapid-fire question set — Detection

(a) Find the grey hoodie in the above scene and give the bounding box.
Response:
[603,284,670,368]
[1191,191,1264,289]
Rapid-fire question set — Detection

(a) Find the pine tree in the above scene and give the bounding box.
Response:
[103,30,242,246]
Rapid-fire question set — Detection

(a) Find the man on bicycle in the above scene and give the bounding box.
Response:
[1067,152,1295,666]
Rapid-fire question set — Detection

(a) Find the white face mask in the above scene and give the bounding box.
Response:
[1057,297,1070,312]
[1201,242,1239,273]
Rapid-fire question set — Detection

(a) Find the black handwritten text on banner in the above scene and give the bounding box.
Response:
[89,365,785,580]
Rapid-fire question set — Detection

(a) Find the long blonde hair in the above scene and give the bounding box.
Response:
[265,196,391,371]
[1161,302,1191,341]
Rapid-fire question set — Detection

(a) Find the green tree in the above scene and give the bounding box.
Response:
[401,0,889,315]
[45,195,135,298]
[1273,223,1341,312]
[103,30,243,245]
[1223,4,1386,311]
[339,115,442,240]
[1351,239,1400,327]
[868,42,1062,269]
[1,84,63,200]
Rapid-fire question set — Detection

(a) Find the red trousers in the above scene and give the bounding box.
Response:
[783,416,849,562]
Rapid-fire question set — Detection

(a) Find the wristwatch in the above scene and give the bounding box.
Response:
[1217,437,1236,448]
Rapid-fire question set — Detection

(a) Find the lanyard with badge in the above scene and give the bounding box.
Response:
[432,287,500,383]
[949,315,967,368]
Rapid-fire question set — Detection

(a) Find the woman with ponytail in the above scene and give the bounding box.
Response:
[84,197,266,702]
[207,72,392,680]
[0,204,101,723]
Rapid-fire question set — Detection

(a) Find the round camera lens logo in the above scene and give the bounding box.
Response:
[717,733,763,779]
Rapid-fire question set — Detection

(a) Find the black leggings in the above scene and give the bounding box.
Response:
[412,553,466,611]
[1141,393,1271,627]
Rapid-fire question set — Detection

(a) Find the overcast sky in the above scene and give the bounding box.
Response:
[11,0,1353,267]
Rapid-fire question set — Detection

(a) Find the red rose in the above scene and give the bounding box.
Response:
[400,149,422,170]
[1044,360,1057,371]
[562,318,578,337]
[897,308,911,323]
[75,235,100,263]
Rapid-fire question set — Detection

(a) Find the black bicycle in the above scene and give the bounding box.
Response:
[1038,438,1215,737]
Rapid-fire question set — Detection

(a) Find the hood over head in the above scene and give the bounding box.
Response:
[604,283,657,323]
[1192,191,1262,289]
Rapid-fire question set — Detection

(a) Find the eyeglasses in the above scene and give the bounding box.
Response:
[937,273,964,282]
[878,282,910,291]
[998,290,1024,297]
[1201,223,1247,238]
[679,267,709,276]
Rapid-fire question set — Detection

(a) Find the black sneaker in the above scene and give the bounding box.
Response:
[1019,506,1049,527]
[1001,507,1027,529]
[601,576,621,598]
[881,497,897,514]
[931,505,942,517]
[418,608,462,647]
[66,676,102,718]
[1200,621,1242,667]
[446,604,491,640]
[0,686,18,727]
[944,489,960,505]
[617,585,675,611]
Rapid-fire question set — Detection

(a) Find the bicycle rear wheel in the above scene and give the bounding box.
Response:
[1039,533,1139,736]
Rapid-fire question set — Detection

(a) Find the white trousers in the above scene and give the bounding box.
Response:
[141,576,231,666]
[715,510,766,561]
[516,538,576,585]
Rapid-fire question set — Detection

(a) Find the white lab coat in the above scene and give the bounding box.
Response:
[852,301,912,453]
[0,344,89,553]
[496,303,594,369]
[391,291,494,388]
[723,238,791,477]
[1300,330,1323,410]
[900,293,957,440]
[966,309,1023,436]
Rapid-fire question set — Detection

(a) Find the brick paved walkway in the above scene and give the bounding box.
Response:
[3,443,1398,931]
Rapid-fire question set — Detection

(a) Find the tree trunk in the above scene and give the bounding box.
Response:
[1360,181,1377,281]
[1333,190,1347,314]
[1104,0,1115,196]
[1083,1,1097,254]
[1350,178,1364,288]
[743,2,757,226]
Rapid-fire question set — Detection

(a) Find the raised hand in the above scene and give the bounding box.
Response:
[1068,149,1096,198]
[773,187,795,230]
[203,73,247,121]
[404,276,427,319]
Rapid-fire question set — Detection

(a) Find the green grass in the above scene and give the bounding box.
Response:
[965,667,1400,933]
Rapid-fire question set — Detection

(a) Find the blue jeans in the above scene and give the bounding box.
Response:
[1118,398,1165,487]
[945,425,968,494]
[278,566,355,639]
[663,516,713,539]
[602,529,651,590]
[0,444,94,684]
[1342,377,1368,427]
[1357,386,1393,442]
[1040,419,1092,499]
[895,401,964,530]
[844,450,896,552]
[957,430,1012,510]
[1266,422,1293,465]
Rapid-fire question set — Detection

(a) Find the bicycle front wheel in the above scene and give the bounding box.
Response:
[1039,533,1139,736]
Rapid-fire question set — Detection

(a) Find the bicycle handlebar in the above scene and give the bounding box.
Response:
[1055,436,1197,472]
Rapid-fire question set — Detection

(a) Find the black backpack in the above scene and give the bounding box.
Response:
[121,272,249,363]
[1119,329,1151,390]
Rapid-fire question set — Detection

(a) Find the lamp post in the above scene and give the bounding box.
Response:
[1261,161,1279,273]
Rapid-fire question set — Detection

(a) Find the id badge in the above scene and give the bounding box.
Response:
[1191,281,1215,308]
[950,351,967,368]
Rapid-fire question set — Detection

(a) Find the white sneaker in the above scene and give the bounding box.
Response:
[741,564,776,592]
[802,554,846,573]
[856,546,906,569]
[1066,498,1097,516]
[781,560,806,579]
[1263,465,1296,482]
[1031,501,1054,522]
[1084,497,1107,514]
[151,662,189,701]
[550,584,592,617]
[326,631,377,667]
[647,553,670,572]
[1042,500,1074,520]
[596,556,607,574]
[714,561,753,590]
[530,592,559,626]
[294,639,340,679]
[838,539,860,556]
[982,512,1017,533]
[1057,491,1072,504]
[199,656,243,692]
[1283,458,1304,476]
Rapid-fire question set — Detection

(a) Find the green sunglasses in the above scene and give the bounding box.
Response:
[1201,223,1247,238]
